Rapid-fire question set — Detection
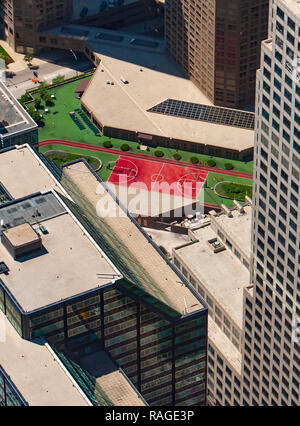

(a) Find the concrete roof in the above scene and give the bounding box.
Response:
[0,311,89,406]
[80,39,254,152]
[192,205,252,262]
[0,145,58,199]
[0,81,37,139]
[174,225,249,327]
[79,350,146,406]
[0,195,119,312]
[280,0,300,18]
[61,161,205,316]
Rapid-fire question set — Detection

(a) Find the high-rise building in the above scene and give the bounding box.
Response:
[0,143,207,406]
[164,0,270,109]
[243,0,300,406]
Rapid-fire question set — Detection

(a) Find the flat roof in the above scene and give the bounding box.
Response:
[0,81,37,138]
[0,145,58,200]
[192,205,252,262]
[0,311,89,406]
[61,161,205,315]
[174,225,249,327]
[79,350,146,406]
[0,193,119,312]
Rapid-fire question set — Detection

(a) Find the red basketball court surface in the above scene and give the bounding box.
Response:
[108,156,208,199]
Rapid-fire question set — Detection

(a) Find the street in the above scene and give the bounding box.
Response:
[5,50,92,98]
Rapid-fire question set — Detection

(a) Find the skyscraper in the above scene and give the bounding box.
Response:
[165,0,269,109]
[243,0,300,405]
[172,0,300,406]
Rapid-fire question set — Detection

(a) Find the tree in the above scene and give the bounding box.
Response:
[24,52,34,65]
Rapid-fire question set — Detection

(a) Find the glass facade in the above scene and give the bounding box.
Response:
[0,366,27,406]
[0,276,207,406]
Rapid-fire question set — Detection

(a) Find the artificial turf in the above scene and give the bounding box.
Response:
[39,144,119,181]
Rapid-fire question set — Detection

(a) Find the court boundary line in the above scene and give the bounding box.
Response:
[151,163,165,192]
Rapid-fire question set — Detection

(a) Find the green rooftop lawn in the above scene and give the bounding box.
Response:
[214,181,252,201]
[44,150,101,171]
[199,172,253,207]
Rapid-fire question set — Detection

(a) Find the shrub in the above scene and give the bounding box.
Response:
[155,150,164,157]
[190,157,198,164]
[52,75,65,85]
[173,153,182,161]
[225,163,234,170]
[103,140,113,148]
[207,159,216,167]
[121,143,130,151]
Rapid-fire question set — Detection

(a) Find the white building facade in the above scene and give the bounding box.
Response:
[244,0,300,405]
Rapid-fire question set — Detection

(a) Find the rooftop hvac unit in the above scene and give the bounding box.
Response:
[233,199,245,213]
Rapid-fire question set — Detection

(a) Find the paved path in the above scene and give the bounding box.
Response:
[39,139,253,179]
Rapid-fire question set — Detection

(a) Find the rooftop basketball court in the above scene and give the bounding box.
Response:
[108,155,208,199]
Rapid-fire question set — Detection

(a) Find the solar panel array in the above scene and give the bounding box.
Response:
[147,99,255,130]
